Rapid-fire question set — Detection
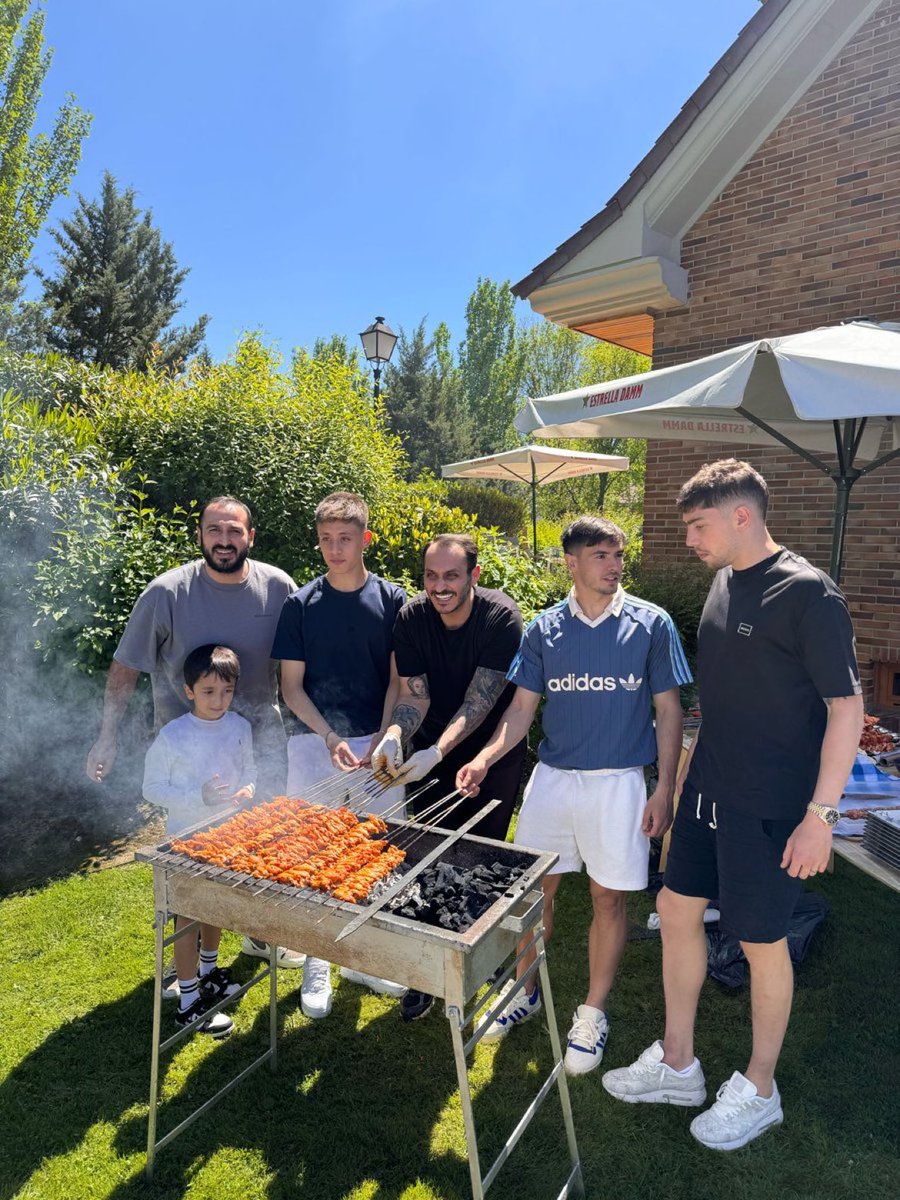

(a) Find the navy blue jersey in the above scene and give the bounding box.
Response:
[509,591,692,770]
[271,573,406,737]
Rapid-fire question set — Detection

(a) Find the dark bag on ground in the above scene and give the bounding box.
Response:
[705,892,830,988]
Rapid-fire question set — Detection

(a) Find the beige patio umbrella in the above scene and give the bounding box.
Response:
[514,320,900,581]
[442,445,629,558]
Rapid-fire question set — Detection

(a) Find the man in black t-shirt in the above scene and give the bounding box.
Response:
[603,459,863,1153]
[372,533,526,1020]
[373,533,526,836]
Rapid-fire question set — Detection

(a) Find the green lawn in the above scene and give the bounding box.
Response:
[1,859,898,1200]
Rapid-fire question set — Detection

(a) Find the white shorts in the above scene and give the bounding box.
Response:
[286,732,406,819]
[516,761,649,891]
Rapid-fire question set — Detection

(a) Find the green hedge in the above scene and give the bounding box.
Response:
[444,481,527,540]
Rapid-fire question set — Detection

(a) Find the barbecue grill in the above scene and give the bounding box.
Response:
[138,790,584,1199]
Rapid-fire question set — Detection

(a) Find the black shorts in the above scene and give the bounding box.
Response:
[663,782,802,943]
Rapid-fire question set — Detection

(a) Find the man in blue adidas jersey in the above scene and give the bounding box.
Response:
[457,516,690,1077]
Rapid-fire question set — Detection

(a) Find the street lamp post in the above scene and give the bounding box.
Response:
[359,315,398,399]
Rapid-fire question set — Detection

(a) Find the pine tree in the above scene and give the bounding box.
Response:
[0,0,91,324]
[382,320,473,479]
[40,171,208,370]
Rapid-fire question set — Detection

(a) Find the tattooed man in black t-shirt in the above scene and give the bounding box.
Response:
[603,459,863,1152]
[372,533,526,1021]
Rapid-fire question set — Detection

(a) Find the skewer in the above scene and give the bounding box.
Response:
[333,799,501,942]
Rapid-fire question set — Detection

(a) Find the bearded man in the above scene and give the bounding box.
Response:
[371,533,526,1021]
[86,495,297,800]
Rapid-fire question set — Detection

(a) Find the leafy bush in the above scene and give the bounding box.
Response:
[629,558,711,666]
[0,348,98,413]
[31,487,197,674]
[444,481,527,539]
[91,335,410,581]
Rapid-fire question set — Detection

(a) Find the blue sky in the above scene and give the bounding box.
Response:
[33,0,759,362]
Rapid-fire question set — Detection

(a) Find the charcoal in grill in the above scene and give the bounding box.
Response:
[388,859,526,932]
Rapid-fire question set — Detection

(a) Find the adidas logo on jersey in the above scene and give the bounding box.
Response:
[547,673,617,692]
[619,673,643,691]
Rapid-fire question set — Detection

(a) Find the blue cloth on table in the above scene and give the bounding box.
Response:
[836,752,900,836]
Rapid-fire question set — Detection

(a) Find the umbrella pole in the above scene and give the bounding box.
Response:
[531,461,538,560]
[829,474,855,585]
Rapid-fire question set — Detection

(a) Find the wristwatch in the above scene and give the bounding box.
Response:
[807,801,840,827]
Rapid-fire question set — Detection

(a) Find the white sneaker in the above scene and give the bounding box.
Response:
[478,984,542,1043]
[241,936,306,969]
[564,1005,609,1076]
[161,960,179,1000]
[300,957,333,1019]
[339,966,407,998]
[690,1072,783,1151]
[602,1040,707,1106]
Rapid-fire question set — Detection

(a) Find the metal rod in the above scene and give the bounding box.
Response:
[146,908,167,1178]
[269,942,278,1071]
[481,1064,565,1193]
[734,406,832,475]
[152,1049,276,1155]
[537,937,582,1192]
[531,458,538,560]
[333,799,500,943]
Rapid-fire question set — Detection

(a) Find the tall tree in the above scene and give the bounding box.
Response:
[519,320,649,517]
[382,319,473,479]
[0,0,91,322]
[40,171,209,370]
[458,277,524,455]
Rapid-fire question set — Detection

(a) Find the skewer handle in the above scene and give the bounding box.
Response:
[333,797,500,943]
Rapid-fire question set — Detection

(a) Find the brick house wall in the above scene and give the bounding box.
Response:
[645,0,900,701]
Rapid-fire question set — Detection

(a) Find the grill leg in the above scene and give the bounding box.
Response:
[146,908,167,1179]
[536,935,584,1197]
[447,1003,484,1200]
[269,944,278,1070]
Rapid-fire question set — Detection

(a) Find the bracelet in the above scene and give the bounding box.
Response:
[325,730,337,749]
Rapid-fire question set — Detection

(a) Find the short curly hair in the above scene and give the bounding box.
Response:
[677,459,769,518]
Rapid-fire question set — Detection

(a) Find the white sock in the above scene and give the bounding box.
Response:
[178,977,200,1012]
[578,1003,605,1021]
[672,1058,700,1076]
[199,948,218,977]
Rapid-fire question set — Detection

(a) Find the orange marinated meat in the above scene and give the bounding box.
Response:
[169,795,404,894]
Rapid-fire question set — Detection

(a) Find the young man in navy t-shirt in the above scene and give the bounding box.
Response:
[457,516,690,1076]
[271,492,407,1018]
[603,460,863,1152]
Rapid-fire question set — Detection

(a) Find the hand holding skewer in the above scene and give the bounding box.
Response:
[325,730,361,771]
[456,755,488,798]
[371,727,404,786]
[394,743,442,784]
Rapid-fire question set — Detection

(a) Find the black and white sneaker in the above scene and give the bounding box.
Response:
[174,996,234,1038]
[199,966,241,1004]
[400,990,434,1022]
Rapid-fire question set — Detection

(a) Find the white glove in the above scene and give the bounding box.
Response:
[397,744,443,784]
[371,729,404,779]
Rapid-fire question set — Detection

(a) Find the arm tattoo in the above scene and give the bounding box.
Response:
[407,673,430,698]
[456,667,508,734]
[393,703,424,743]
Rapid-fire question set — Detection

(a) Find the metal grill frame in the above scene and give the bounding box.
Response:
[139,817,584,1199]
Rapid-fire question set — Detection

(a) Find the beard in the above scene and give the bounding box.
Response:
[428,578,474,615]
[201,542,250,575]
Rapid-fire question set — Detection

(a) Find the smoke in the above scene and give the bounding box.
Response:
[0,472,159,895]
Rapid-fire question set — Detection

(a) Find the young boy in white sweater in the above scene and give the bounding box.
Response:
[143,643,256,1036]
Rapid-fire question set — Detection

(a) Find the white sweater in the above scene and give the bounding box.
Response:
[143,711,257,835]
